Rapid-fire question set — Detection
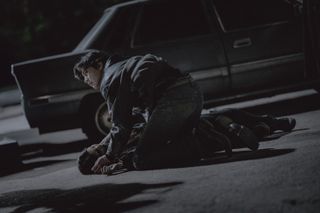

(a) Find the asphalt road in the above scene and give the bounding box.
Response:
[0,90,319,213]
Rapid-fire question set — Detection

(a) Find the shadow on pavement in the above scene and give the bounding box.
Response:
[260,128,309,141]
[195,148,296,167]
[149,148,295,171]
[0,140,87,177]
[0,160,72,177]
[0,182,182,213]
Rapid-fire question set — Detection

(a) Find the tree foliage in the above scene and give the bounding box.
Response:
[0,0,127,86]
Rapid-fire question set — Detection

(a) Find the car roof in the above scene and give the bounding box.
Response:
[103,0,149,12]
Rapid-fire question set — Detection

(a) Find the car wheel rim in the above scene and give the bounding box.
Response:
[95,103,112,135]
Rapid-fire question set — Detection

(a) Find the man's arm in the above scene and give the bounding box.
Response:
[91,91,134,173]
[105,70,135,160]
[99,133,111,147]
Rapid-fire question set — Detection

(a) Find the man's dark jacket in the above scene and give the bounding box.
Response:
[100,54,183,159]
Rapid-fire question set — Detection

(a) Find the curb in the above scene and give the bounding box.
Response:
[0,86,21,107]
[0,105,23,120]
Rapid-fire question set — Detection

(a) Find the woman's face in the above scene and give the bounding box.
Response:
[81,63,103,90]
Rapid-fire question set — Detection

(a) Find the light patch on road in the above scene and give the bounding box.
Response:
[205,89,318,112]
[0,115,29,135]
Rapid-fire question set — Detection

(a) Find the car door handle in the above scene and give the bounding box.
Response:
[233,38,252,49]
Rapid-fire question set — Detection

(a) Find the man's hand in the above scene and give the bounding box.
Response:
[101,161,126,175]
[91,155,112,174]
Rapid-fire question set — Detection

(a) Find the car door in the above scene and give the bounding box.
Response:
[212,0,304,94]
[127,0,229,101]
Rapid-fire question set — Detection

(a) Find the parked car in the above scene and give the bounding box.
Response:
[11,0,319,143]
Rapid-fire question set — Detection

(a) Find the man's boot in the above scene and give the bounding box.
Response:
[197,118,233,157]
[252,122,271,139]
[261,115,296,133]
[214,116,259,151]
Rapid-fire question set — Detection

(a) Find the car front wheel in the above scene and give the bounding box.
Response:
[80,94,112,145]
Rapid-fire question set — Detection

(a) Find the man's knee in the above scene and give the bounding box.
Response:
[132,152,150,170]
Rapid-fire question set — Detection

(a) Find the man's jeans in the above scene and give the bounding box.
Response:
[133,76,203,169]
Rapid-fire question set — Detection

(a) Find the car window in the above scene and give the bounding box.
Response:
[97,6,140,52]
[213,0,295,32]
[133,0,212,46]
[75,10,113,50]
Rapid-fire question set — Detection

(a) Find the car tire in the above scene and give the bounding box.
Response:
[80,94,111,145]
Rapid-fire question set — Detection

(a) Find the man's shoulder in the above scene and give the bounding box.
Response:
[141,54,163,62]
[127,54,162,62]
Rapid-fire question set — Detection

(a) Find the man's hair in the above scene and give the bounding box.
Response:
[73,50,109,81]
[78,149,99,175]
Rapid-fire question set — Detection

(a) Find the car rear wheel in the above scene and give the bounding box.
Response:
[80,94,111,145]
[95,102,112,135]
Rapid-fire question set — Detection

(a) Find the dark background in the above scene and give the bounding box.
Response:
[0,0,127,88]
